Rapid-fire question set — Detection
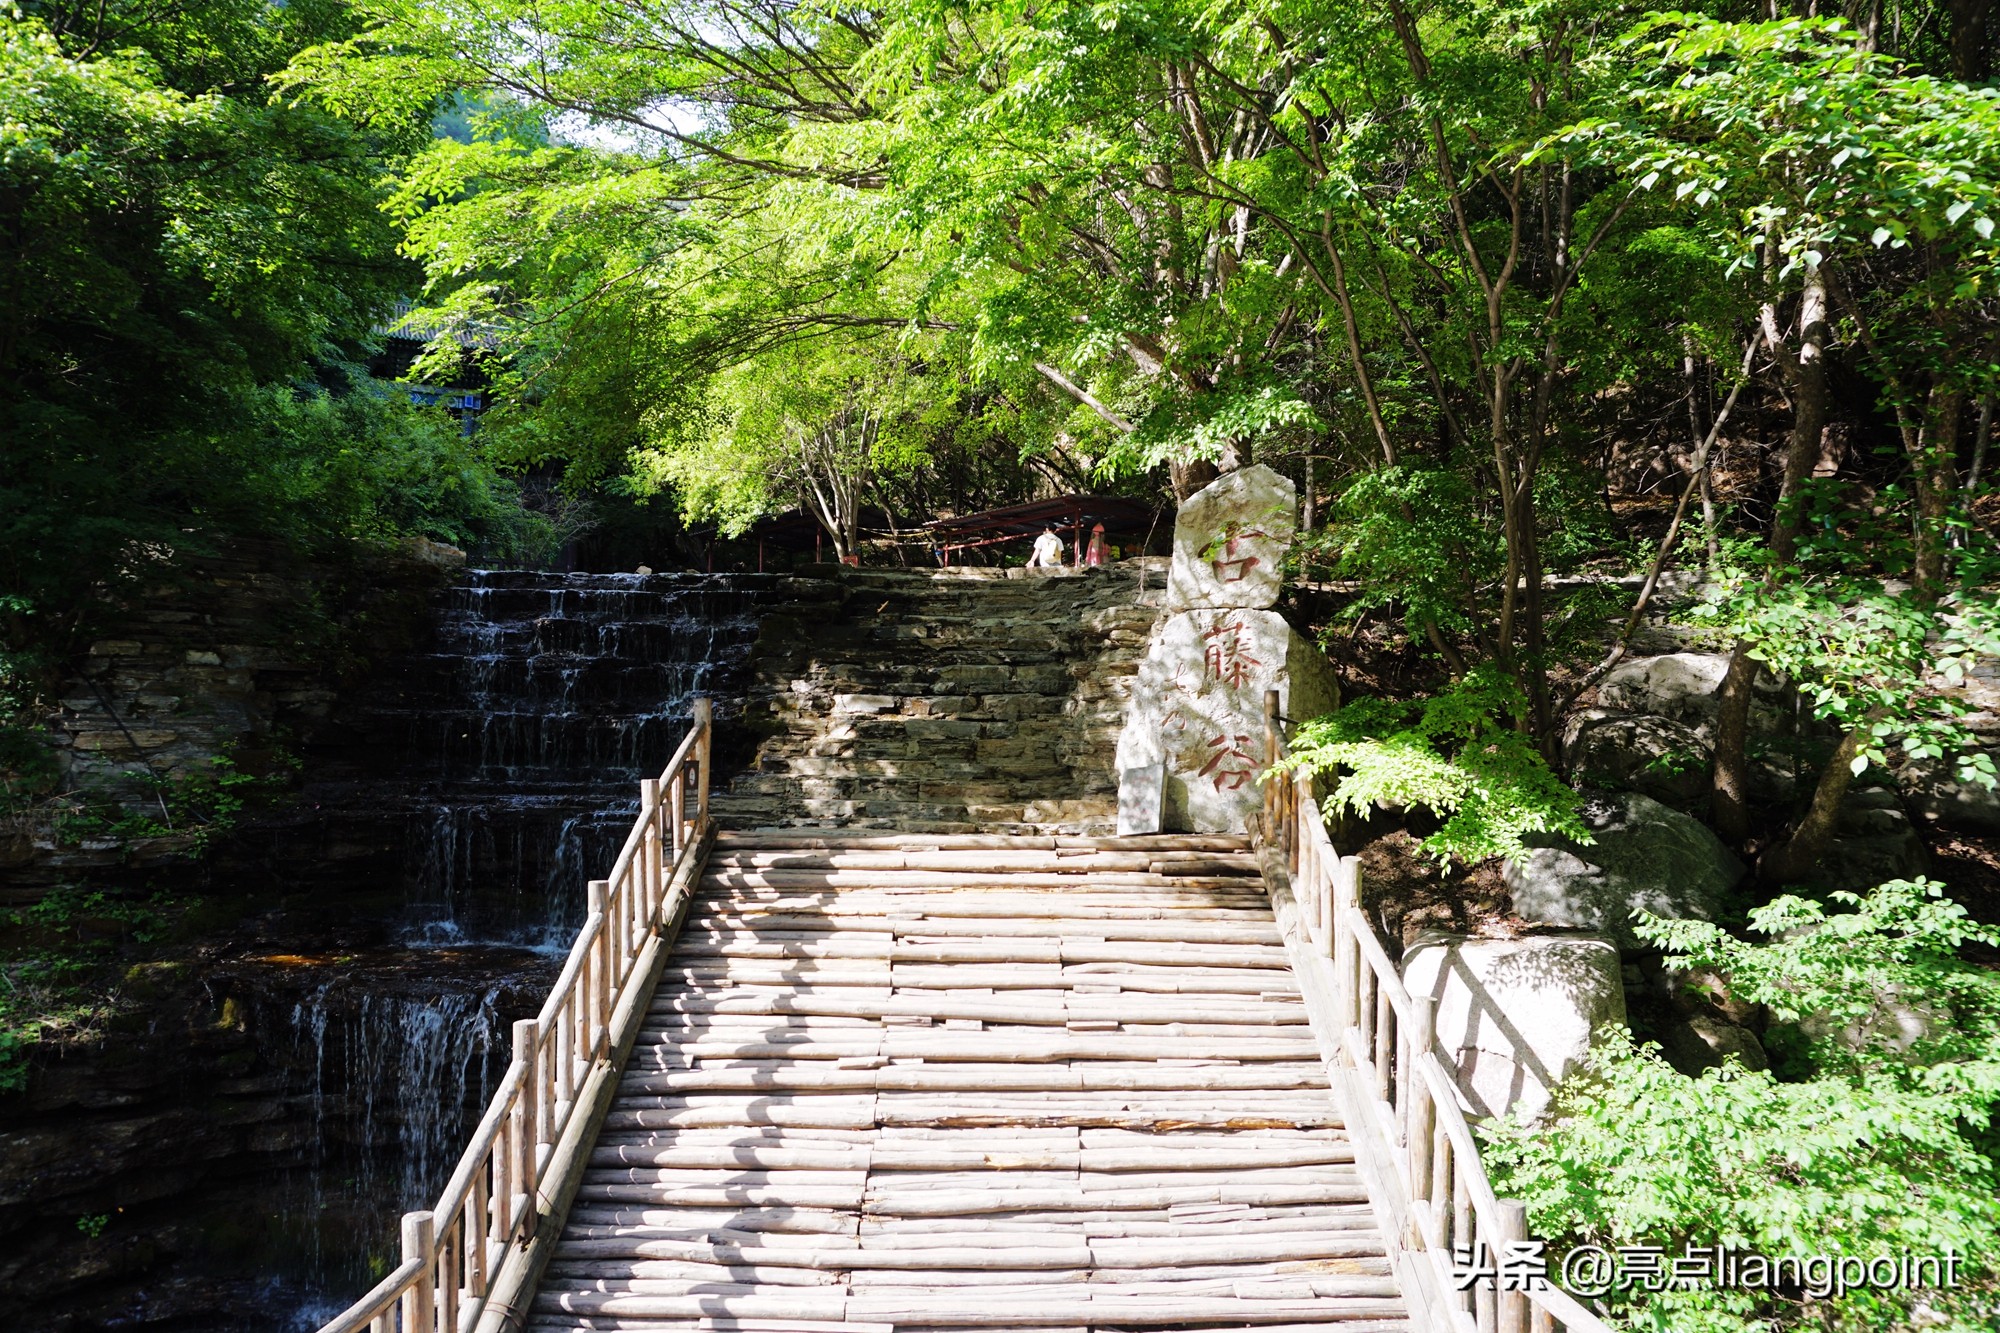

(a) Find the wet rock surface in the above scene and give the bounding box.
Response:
[7,567,775,1329]
[0,928,555,1332]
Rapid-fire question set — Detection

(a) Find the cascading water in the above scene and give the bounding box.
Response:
[390,571,766,945]
[243,570,768,1326]
[243,961,528,1324]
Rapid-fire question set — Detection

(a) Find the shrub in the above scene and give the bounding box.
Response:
[1483,880,2000,1333]
[1283,667,1591,865]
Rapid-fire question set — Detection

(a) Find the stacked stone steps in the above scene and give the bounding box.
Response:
[713,566,1164,835]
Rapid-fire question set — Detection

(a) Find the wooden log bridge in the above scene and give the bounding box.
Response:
[317,700,1614,1333]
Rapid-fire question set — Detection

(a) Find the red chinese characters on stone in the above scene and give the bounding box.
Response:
[1207,524,1271,583]
[1196,733,1259,791]
[1201,619,1263,690]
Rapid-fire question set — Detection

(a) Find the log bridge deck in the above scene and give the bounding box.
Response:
[319,704,1610,1333]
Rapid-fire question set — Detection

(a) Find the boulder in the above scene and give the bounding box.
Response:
[1813,785,1927,891]
[1503,790,1743,950]
[1164,465,1296,611]
[1565,707,1803,805]
[1402,932,1626,1120]
[1564,709,1712,807]
[399,535,468,569]
[1903,746,2000,835]
[1799,983,1948,1060]
[1595,652,1787,735]
[1658,1012,1768,1075]
[1115,608,1339,832]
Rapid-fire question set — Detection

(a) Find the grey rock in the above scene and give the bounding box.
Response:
[1659,1013,1768,1075]
[1800,983,1947,1060]
[1503,791,1743,950]
[1596,652,1788,735]
[1902,747,2000,834]
[1402,932,1626,1121]
[1814,786,1928,891]
[1564,709,1712,806]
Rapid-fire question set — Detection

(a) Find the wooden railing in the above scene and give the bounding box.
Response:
[1257,694,1615,1333]
[316,699,716,1333]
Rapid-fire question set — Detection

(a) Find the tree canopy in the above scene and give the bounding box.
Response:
[3,0,1999,1321]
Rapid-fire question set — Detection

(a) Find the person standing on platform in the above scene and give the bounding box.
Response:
[1084,523,1108,568]
[1028,526,1066,570]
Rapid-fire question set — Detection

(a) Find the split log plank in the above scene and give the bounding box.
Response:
[520,829,1408,1333]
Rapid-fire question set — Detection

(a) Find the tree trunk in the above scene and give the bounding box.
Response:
[1758,723,1867,883]
[1772,269,1831,567]
[1517,487,1554,749]
[1710,644,1761,844]
[1170,458,1219,500]
[1910,386,1963,598]
[1967,393,1994,504]
[1712,266,1830,840]
[1948,0,1992,80]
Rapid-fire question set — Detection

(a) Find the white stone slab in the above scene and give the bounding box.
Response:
[1116,762,1166,835]
[1116,609,1339,833]
[1165,465,1297,611]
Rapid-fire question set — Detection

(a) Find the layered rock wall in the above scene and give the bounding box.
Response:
[711,564,1164,833]
[14,541,452,886]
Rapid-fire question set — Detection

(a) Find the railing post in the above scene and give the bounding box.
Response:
[1262,689,1281,849]
[1496,1198,1531,1333]
[1407,995,1435,1209]
[693,696,713,830]
[400,1210,436,1332]
[513,1018,541,1239]
[1333,855,1361,1027]
[467,1156,489,1300]
[639,777,662,920]
[587,879,610,1053]
[437,1215,460,1333]
[670,750,689,859]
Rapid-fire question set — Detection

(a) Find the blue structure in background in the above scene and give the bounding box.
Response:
[371,299,496,434]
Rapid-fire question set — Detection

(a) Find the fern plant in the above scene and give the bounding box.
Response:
[1282,667,1591,866]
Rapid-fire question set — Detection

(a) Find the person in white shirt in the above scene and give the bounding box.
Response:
[1028,527,1066,570]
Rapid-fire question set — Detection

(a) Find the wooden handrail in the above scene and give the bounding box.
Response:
[1257,691,1615,1333]
[315,697,716,1333]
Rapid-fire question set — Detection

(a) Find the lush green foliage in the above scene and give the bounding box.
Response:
[284,0,2000,745]
[0,886,184,1092]
[1693,528,2000,785]
[1485,880,2000,1332]
[1283,669,1590,864]
[257,381,560,564]
[1,2,549,674]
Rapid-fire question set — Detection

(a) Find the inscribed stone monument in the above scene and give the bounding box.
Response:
[1117,465,1340,833]
[1165,465,1296,610]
